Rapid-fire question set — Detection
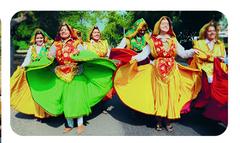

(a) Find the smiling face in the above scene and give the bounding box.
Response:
[159,18,170,34]
[206,25,217,41]
[137,25,146,37]
[59,25,71,40]
[91,28,101,41]
[35,33,44,46]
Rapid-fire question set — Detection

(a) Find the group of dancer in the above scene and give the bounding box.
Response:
[10,16,228,135]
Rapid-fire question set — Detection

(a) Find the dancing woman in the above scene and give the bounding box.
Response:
[114,16,201,132]
[11,28,53,119]
[190,21,228,125]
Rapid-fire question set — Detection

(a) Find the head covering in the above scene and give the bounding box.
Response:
[125,18,151,39]
[75,28,82,38]
[74,28,83,44]
[152,16,176,37]
[124,18,154,51]
[87,26,101,42]
[30,28,53,45]
[198,20,219,40]
[54,22,78,41]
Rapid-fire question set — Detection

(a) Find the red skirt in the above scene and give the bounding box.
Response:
[194,58,228,125]
[110,48,137,65]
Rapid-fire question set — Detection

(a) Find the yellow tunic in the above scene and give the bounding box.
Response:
[84,40,108,57]
[114,36,201,119]
[190,39,227,77]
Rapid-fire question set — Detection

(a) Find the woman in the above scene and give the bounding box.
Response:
[84,26,110,57]
[149,16,202,132]
[83,26,115,102]
[190,21,228,125]
[190,21,227,83]
[11,28,53,119]
[114,16,201,132]
[47,23,84,133]
[110,18,154,66]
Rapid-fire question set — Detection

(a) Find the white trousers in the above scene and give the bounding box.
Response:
[66,117,83,128]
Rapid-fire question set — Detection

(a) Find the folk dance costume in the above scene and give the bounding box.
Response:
[83,26,116,101]
[110,18,153,66]
[190,21,228,125]
[11,24,117,130]
[11,28,53,118]
[114,16,201,120]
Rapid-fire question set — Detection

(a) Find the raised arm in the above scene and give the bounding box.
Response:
[131,44,150,62]
[106,48,111,58]
[176,39,195,59]
[115,37,127,49]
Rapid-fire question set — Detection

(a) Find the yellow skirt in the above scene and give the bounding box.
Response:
[10,67,50,118]
[114,61,201,119]
[114,61,155,114]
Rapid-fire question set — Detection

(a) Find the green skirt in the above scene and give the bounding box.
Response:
[26,50,116,118]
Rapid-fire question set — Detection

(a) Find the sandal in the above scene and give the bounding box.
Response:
[102,110,108,114]
[77,125,85,135]
[155,122,163,131]
[63,127,73,133]
[36,118,43,122]
[166,124,174,132]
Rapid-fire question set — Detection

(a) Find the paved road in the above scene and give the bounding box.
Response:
[11,95,226,136]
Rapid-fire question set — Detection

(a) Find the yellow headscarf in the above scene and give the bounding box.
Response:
[85,26,108,57]
[87,26,102,42]
[152,16,176,37]
[198,20,220,40]
[29,28,53,45]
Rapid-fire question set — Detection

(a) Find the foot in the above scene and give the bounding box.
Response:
[36,118,42,122]
[106,105,114,111]
[102,110,108,114]
[77,125,85,135]
[63,127,73,133]
[166,124,174,132]
[155,123,163,131]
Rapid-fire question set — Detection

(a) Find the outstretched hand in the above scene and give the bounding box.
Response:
[72,49,80,55]
[47,53,54,60]
[19,66,25,69]
[129,59,137,64]
[217,56,225,62]
[194,49,200,54]
[131,55,137,61]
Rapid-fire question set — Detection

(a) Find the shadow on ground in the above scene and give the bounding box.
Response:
[178,108,226,135]
[98,94,227,136]
[15,112,65,128]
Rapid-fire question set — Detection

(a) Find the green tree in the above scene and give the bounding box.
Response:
[11,11,135,50]
[59,11,134,46]
[101,11,134,46]
[12,11,226,50]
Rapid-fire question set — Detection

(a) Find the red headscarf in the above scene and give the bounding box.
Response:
[54,22,78,41]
